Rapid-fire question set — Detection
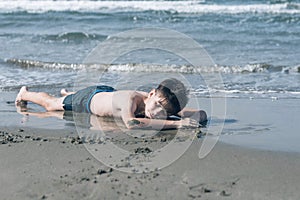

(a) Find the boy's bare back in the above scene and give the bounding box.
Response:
[90,90,147,119]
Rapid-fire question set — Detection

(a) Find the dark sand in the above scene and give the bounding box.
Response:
[1,126,300,200]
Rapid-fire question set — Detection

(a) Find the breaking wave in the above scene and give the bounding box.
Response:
[0,1,299,14]
[5,58,300,74]
[44,32,107,42]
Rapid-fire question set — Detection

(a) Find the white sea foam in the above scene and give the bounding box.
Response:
[0,1,299,14]
[190,89,300,99]
[7,58,300,74]
[5,58,278,73]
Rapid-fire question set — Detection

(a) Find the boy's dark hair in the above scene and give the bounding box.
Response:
[156,78,188,115]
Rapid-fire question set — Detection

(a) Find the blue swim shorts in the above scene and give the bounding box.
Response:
[62,85,115,113]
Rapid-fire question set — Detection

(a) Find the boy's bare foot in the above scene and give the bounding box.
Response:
[60,89,68,96]
[60,89,74,97]
[15,86,28,106]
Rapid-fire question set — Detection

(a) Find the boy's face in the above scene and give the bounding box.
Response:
[145,90,168,119]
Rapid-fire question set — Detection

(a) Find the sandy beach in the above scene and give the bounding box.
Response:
[1,91,300,200]
[1,126,300,200]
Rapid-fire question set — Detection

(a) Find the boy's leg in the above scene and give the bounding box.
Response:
[16,86,65,111]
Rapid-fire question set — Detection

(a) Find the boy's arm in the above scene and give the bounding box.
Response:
[125,117,179,130]
[124,116,199,130]
[120,102,178,130]
[120,98,198,130]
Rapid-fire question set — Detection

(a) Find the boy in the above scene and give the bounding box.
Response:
[15,79,207,130]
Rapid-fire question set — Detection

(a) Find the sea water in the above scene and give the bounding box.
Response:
[0,0,299,152]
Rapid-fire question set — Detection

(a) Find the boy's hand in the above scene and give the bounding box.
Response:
[178,118,200,129]
[190,110,207,124]
[178,108,207,125]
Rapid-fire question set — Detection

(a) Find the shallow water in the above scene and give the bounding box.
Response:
[207,98,300,153]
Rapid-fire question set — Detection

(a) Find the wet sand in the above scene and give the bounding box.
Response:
[1,91,300,199]
[1,126,300,200]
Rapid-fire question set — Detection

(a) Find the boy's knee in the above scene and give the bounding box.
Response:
[44,100,58,111]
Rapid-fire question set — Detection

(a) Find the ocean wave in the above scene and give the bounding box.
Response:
[190,88,300,99]
[2,58,300,98]
[0,1,299,14]
[43,32,107,42]
[5,58,300,74]
[0,32,107,43]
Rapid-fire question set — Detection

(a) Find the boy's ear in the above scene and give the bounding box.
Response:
[148,89,156,97]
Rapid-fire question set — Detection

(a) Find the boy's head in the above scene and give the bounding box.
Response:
[145,78,188,119]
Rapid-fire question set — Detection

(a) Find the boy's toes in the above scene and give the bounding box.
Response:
[15,100,28,107]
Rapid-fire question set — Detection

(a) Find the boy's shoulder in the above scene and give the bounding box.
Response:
[114,90,147,106]
[115,90,148,97]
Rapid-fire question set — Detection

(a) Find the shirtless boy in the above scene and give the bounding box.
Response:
[15,79,207,130]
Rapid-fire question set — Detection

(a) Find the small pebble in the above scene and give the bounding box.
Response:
[152,173,159,178]
[41,195,47,199]
[220,190,231,196]
[97,169,107,175]
[203,188,212,193]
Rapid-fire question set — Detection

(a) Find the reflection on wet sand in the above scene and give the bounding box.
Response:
[16,106,124,132]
